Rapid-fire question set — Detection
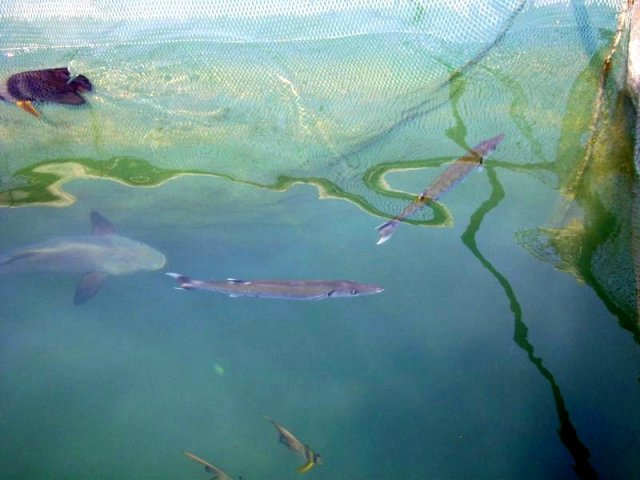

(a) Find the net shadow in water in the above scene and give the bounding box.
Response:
[462,165,598,480]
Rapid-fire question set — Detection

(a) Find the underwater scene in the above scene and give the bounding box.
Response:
[1,0,639,478]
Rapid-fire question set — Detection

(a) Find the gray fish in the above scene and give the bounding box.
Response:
[183,451,233,480]
[0,67,92,117]
[267,418,322,474]
[166,273,383,300]
[376,134,505,245]
[0,211,166,304]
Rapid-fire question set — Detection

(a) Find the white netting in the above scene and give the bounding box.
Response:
[0,0,628,213]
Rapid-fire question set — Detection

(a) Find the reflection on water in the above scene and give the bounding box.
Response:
[463,166,597,479]
[1,155,453,226]
[1,1,639,479]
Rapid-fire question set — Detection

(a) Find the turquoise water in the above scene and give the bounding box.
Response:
[1,1,640,479]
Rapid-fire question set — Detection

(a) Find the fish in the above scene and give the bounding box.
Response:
[0,211,166,304]
[376,133,505,245]
[0,67,93,117]
[183,451,233,480]
[268,418,322,474]
[166,273,383,300]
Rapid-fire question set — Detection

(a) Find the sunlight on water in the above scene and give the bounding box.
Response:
[1,1,639,479]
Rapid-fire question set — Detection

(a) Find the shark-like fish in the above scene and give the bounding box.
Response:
[166,273,383,300]
[268,418,322,474]
[376,134,505,244]
[0,67,92,117]
[0,211,166,304]
[183,451,233,480]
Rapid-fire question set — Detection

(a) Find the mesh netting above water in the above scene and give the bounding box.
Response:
[0,0,628,217]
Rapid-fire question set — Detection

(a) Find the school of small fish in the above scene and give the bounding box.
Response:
[0,66,504,476]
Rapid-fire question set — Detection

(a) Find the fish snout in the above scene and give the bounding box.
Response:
[351,283,384,296]
[142,249,167,271]
[151,253,167,270]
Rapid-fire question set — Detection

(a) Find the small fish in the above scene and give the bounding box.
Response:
[183,451,233,480]
[268,418,322,474]
[376,134,505,244]
[0,67,92,117]
[0,211,166,304]
[166,273,383,300]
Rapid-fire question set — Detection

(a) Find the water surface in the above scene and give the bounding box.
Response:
[0,1,639,479]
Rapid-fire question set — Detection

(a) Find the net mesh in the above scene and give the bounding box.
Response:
[0,0,629,215]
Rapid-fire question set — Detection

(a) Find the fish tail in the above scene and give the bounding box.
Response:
[166,272,196,290]
[375,219,399,245]
[296,459,316,474]
[69,74,93,93]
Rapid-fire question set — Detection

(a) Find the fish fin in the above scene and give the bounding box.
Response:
[69,74,93,93]
[226,278,249,284]
[50,91,86,105]
[91,211,117,236]
[74,272,108,305]
[228,294,241,298]
[16,100,40,117]
[375,220,399,245]
[296,460,316,474]
[166,272,195,289]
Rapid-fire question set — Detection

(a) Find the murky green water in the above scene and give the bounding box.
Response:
[1,1,639,479]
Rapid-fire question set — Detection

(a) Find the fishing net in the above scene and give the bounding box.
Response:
[515,0,640,333]
[0,0,629,218]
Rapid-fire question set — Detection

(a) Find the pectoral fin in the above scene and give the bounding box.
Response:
[90,211,117,236]
[16,100,40,117]
[74,272,108,305]
[296,460,316,474]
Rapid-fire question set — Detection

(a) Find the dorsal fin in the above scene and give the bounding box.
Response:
[74,272,108,304]
[226,278,249,285]
[91,211,116,236]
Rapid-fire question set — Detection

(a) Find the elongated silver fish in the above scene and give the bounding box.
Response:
[183,451,233,480]
[0,211,166,304]
[376,134,505,244]
[267,418,322,474]
[166,272,383,300]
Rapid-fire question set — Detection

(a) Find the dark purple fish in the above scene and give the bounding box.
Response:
[0,67,92,116]
[376,134,505,244]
